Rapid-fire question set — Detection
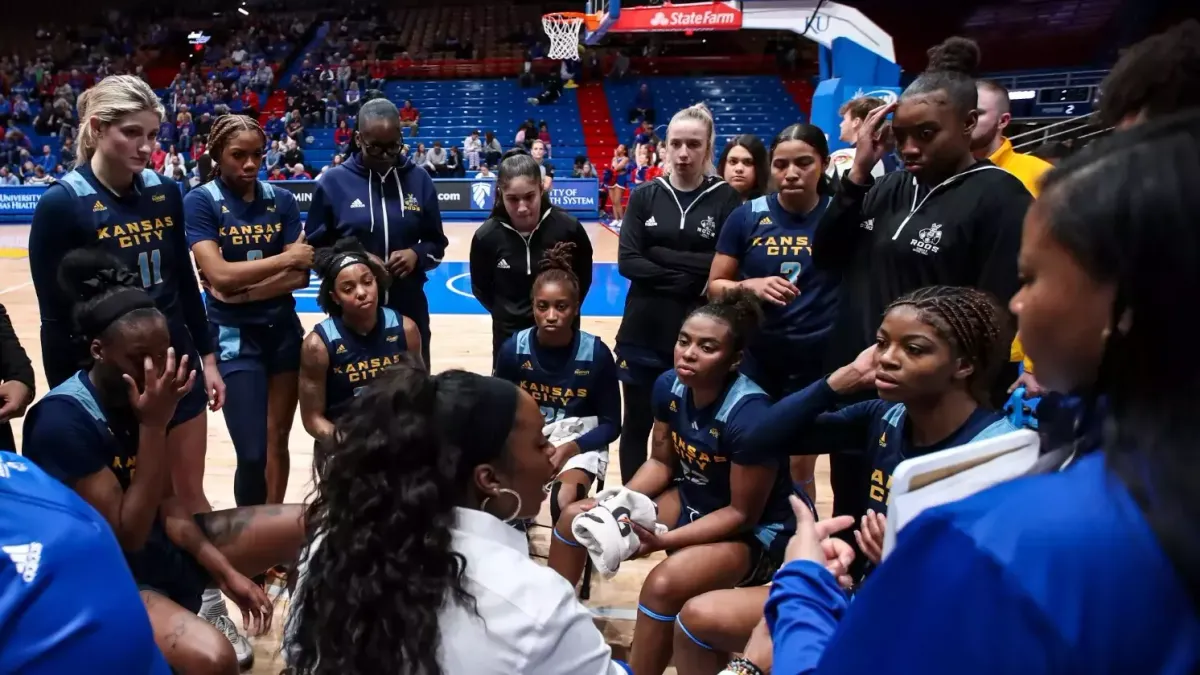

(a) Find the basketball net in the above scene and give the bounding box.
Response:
[543,13,586,60]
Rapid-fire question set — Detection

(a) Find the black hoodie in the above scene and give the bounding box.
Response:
[813,161,1031,369]
[470,205,594,345]
[615,176,743,362]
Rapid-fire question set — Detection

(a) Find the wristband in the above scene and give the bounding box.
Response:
[719,657,765,675]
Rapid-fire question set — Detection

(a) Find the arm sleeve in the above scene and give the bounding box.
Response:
[745,379,881,456]
[767,513,1067,675]
[303,182,338,248]
[169,184,212,355]
[21,401,108,484]
[617,188,699,294]
[412,174,448,271]
[469,229,496,313]
[811,174,879,272]
[570,220,594,303]
[973,185,1029,306]
[182,189,218,247]
[575,343,621,452]
[0,303,35,389]
[650,369,676,422]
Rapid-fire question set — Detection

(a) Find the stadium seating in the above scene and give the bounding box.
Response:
[605,75,805,158]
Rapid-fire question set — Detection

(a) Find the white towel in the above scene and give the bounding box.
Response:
[570,488,667,578]
[544,417,609,477]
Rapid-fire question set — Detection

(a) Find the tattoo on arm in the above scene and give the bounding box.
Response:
[202,505,286,547]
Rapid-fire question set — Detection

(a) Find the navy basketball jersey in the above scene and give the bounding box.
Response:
[510,328,604,424]
[56,166,197,354]
[184,178,303,325]
[652,370,792,524]
[313,308,408,420]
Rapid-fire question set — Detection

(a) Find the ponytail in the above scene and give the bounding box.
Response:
[667,103,718,177]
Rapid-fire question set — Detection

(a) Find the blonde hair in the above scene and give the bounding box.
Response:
[76,75,165,166]
[666,103,717,176]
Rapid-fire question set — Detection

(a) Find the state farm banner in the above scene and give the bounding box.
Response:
[613,0,743,32]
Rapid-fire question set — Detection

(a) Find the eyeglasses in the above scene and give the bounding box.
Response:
[361,141,402,157]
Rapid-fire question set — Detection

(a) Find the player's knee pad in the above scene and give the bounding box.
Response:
[549,481,587,524]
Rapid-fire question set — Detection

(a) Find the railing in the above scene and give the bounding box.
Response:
[375,54,793,80]
[981,69,1109,90]
[1010,113,1112,152]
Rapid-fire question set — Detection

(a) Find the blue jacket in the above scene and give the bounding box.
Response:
[765,452,1200,675]
[304,152,447,300]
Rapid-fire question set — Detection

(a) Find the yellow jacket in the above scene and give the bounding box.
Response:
[989,138,1053,371]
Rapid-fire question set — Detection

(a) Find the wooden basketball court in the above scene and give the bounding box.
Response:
[1,221,832,673]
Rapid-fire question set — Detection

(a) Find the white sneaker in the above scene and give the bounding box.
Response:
[201,592,254,670]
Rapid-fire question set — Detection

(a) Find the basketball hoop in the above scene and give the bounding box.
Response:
[543,12,593,61]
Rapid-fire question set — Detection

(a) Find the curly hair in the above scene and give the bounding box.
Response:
[1097,20,1200,127]
[204,114,267,182]
[532,241,579,301]
[312,238,391,317]
[58,248,162,344]
[287,363,512,675]
[687,287,764,354]
[886,285,1012,403]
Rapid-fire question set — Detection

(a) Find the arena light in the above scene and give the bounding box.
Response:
[187,31,212,46]
[238,7,249,15]
[1010,90,1036,101]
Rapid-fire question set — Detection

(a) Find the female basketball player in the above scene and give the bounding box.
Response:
[493,242,619,524]
[615,103,743,483]
[813,36,1030,529]
[757,106,1200,675]
[470,150,593,362]
[718,134,768,202]
[28,75,223,520]
[305,98,448,368]
[708,123,838,496]
[298,239,422,444]
[551,289,794,675]
[672,285,1015,674]
[184,114,312,508]
[287,363,630,675]
[21,249,305,674]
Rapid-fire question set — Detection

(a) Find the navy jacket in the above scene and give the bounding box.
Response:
[304,153,448,302]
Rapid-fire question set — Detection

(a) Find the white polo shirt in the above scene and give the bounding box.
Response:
[288,508,626,675]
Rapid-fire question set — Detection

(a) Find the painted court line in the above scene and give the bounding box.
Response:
[590,606,639,621]
[0,282,31,295]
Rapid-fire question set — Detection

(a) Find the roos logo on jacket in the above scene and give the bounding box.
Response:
[912,223,943,255]
[471,181,493,209]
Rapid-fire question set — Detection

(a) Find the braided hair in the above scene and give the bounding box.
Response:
[687,287,764,355]
[204,114,267,182]
[532,241,579,302]
[312,237,390,317]
[886,286,1012,403]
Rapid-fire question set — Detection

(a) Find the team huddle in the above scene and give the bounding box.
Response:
[2,21,1199,675]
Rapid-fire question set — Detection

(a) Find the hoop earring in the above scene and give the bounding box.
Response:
[481,487,523,523]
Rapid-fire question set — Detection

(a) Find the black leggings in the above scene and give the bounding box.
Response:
[618,381,656,484]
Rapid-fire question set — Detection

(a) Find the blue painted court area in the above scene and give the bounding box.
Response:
[293,261,630,316]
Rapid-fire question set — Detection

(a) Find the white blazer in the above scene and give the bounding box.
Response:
[288,508,626,675]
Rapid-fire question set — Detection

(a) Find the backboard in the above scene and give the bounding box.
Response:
[583,0,745,45]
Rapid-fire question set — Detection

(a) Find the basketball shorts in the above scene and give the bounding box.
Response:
[211,314,305,377]
[129,519,213,613]
[673,492,792,588]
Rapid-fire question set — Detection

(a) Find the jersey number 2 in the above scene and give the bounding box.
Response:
[540,405,566,424]
[138,250,163,288]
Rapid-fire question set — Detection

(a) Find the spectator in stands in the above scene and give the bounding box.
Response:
[335,120,352,155]
[573,156,596,179]
[719,134,769,202]
[292,163,313,180]
[629,83,656,124]
[11,96,29,124]
[196,111,213,140]
[162,147,183,177]
[528,74,565,107]
[634,120,660,153]
[241,87,259,118]
[532,139,554,190]
[282,137,305,170]
[287,110,306,147]
[51,164,66,180]
[484,131,503,168]
[464,130,482,171]
[324,91,341,127]
[24,164,51,186]
[0,98,9,127]
[254,61,274,100]
[269,165,288,181]
[427,141,448,177]
[538,122,553,158]
[35,145,56,173]
[0,167,16,186]
[151,142,167,172]
[177,112,194,151]
[345,81,362,113]
[412,142,429,170]
[447,147,464,178]
[399,99,420,136]
[476,163,493,179]
[59,138,74,169]
[972,81,1051,196]
[32,105,57,137]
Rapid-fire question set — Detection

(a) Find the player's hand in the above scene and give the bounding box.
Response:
[854,509,887,566]
[827,345,878,394]
[285,231,314,269]
[851,102,897,184]
[1008,370,1045,398]
[386,249,419,277]
[218,573,274,637]
[741,276,799,306]
[549,441,582,473]
[203,354,226,412]
[783,495,857,581]
[629,520,668,559]
[124,348,195,428]
[0,380,34,422]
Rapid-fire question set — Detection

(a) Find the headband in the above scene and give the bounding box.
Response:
[79,288,157,338]
[329,252,370,277]
[439,375,520,464]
